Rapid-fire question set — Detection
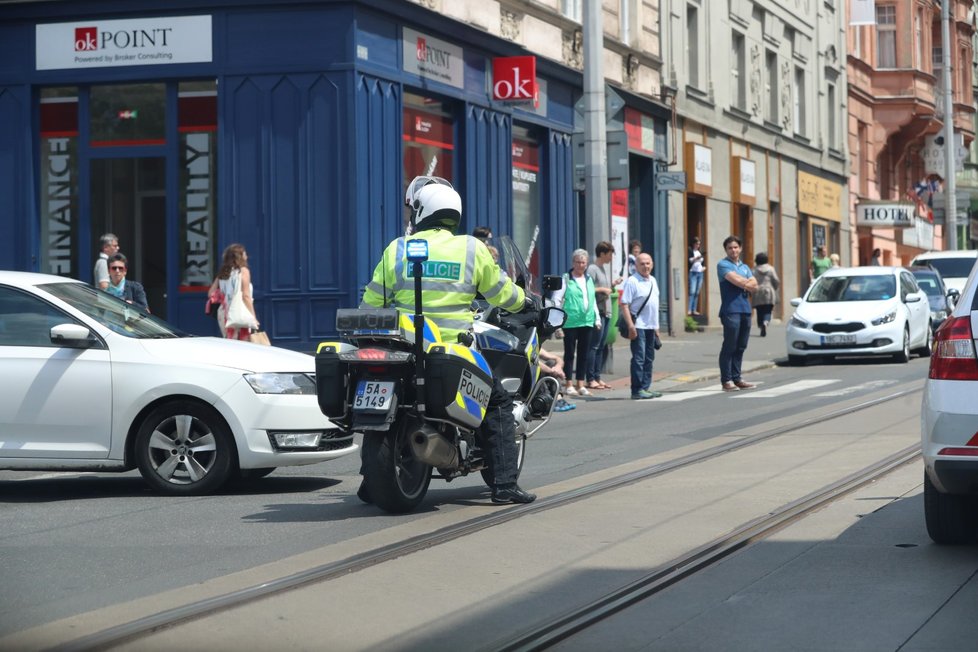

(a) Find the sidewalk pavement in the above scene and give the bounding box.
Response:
[557,319,788,395]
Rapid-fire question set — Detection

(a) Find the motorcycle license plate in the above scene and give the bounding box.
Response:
[354,381,395,412]
[821,334,856,345]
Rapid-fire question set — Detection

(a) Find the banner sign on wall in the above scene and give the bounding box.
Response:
[856,202,915,228]
[611,189,629,281]
[36,16,212,70]
[403,27,464,89]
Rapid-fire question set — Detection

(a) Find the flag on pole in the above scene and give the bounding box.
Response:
[850,0,876,25]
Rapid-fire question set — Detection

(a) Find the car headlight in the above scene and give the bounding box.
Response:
[244,373,316,395]
[789,314,809,329]
[871,310,897,326]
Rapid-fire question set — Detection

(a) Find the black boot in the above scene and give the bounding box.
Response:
[491,483,536,504]
[356,480,372,504]
[760,324,766,337]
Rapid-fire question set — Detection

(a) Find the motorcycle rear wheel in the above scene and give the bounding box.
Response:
[481,434,526,488]
[362,418,432,514]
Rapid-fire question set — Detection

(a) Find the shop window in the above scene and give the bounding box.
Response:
[90,83,165,146]
[512,126,542,277]
[178,81,218,290]
[39,87,79,277]
[403,92,455,229]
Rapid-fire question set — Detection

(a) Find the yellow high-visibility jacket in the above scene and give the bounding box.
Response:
[360,229,525,343]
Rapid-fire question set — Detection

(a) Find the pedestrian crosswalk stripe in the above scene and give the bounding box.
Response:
[655,388,727,401]
[734,379,838,398]
[812,379,897,397]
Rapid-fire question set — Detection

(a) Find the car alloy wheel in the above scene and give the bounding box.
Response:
[135,400,235,495]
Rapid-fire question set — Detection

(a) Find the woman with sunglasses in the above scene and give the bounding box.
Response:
[105,253,149,311]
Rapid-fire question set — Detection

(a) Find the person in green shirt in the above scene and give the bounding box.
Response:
[811,245,832,281]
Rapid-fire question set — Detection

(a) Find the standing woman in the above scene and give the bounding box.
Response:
[751,252,780,337]
[210,243,258,340]
[553,248,599,397]
[687,237,705,315]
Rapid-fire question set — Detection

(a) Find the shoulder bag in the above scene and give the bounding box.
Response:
[225,270,259,330]
[617,281,653,337]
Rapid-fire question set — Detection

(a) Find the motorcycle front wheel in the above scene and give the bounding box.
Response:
[481,434,526,488]
[362,417,432,514]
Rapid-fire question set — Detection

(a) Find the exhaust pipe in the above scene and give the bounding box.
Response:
[409,425,460,468]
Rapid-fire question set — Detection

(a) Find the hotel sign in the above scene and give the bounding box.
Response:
[402,28,464,89]
[856,202,914,228]
[36,16,212,70]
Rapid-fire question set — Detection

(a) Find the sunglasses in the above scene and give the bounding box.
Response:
[109,266,126,271]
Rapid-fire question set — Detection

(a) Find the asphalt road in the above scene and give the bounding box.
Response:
[0,354,930,637]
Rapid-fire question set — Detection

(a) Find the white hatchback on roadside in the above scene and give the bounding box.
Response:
[0,272,358,495]
[922,260,978,544]
[786,266,932,365]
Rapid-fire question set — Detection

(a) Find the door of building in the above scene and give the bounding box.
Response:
[90,157,167,318]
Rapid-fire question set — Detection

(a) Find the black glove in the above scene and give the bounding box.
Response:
[523,295,539,312]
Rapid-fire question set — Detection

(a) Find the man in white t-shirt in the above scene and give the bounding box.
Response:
[93,233,119,290]
[620,253,661,400]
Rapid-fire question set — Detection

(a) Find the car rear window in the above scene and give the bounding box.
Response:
[912,273,943,297]
[808,275,896,302]
[919,257,977,279]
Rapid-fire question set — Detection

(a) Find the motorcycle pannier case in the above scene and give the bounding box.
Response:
[424,343,493,429]
[315,341,358,418]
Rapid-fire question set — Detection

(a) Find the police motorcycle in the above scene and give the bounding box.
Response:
[315,236,565,514]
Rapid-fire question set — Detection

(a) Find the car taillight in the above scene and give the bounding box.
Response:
[928,316,978,380]
[355,348,389,360]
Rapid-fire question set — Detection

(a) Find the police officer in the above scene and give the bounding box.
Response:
[359,175,537,504]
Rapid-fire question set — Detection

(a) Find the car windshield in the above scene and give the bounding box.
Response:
[807,275,896,302]
[912,273,943,298]
[40,282,185,338]
[922,258,977,279]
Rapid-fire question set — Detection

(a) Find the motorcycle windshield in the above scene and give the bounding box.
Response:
[487,235,539,297]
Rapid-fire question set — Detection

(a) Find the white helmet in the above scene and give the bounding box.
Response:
[405,176,461,232]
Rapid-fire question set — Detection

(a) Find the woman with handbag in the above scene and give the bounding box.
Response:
[209,243,259,340]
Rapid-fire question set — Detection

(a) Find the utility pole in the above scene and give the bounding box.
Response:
[583,0,610,248]
[942,0,957,250]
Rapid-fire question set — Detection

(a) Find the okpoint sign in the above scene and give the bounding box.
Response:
[36,16,212,70]
[492,56,537,105]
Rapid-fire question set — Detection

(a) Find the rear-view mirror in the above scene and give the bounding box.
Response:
[50,323,94,347]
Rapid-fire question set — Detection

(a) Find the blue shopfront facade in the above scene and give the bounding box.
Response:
[0,0,671,350]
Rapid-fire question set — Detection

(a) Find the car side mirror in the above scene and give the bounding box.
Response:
[947,289,960,307]
[790,297,802,307]
[905,293,922,303]
[50,323,95,348]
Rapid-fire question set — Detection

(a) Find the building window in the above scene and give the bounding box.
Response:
[561,0,582,22]
[178,80,218,289]
[961,47,970,103]
[89,83,166,147]
[765,50,777,123]
[826,82,836,149]
[732,31,746,110]
[402,92,455,229]
[687,4,700,88]
[876,5,896,68]
[39,87,79,277]
[915,8,924,68]
[793,67,805,136]
[512,125,542,277]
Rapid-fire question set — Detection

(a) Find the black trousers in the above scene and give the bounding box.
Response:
[479,374,520,487]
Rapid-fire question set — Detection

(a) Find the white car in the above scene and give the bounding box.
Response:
[0,271,357,495]
[786,266,932,364]
[909,250,978,294]
[922,260,978,544]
